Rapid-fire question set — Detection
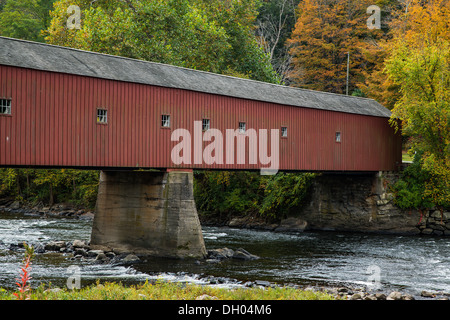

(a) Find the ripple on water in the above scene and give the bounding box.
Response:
[0,212,449,295]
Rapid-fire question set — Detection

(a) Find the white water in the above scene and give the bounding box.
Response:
[1,211,449,298]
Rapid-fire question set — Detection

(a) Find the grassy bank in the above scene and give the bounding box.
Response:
[0,281,337,300]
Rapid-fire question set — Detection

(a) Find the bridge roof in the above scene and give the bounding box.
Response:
[0,36,390,118]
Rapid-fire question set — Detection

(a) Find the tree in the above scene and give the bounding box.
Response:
[361,0,448,110]
[45,0,279,83]
[287,0,389,94]
[255,0,300,84]
[0,0,56,42]
[386,0,450,208]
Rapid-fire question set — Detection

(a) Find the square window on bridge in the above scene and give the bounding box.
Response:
[161,114,171,128]
[336,131,341,143]
[97,109,107,124]
[0,99,11,115]
[202,119,210,131]
[281,126,288,137]
[238,122,246,133]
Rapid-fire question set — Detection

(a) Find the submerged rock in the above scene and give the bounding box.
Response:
[232,248,259,260]
[123,254,140,263]
[207,247,235,260]
[206,247,259,261]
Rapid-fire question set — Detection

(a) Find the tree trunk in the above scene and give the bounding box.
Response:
[49,183,54,207]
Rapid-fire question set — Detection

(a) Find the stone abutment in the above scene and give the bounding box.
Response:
[90,170,206,258]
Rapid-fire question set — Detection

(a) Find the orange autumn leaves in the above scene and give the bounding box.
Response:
[287,0,388,95]
[287,0,449,207]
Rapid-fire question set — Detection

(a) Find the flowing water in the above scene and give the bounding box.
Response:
[1,211,449,298]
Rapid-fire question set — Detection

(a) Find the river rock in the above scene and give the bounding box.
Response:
[78,212,94,220]
[74,248,88,256]
[421,228,434,235]
[33,243,46,254]
[274,217,308,233]
[45,241,66,251]
[387,291,403,300]
[205,258,221,264]
[10,201,21,210]
[228,217,248,228]
[421,290,435,298]
[402,294,415,300]
[232,248,259,260]
[87,249,104,258]
[95,253,109,263]
[375,293,386,300]
[254,280,271,287]
[117,254,140,264]
[350,293,362,300]
[72,240,89,249]
[207,247,235,260]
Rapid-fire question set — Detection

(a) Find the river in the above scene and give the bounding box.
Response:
[0,211,449,298]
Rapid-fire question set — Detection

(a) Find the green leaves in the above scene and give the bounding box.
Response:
[0,169,99,209]
[384,1,450,209]
[0,0,55,42]
[193,171,315,220]
[259,172,315,218]
[45,0,279,83]
[391,153,434,210]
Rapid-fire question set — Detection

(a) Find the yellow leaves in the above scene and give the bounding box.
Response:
[422,153,450,206]
[391,0,450,47]
[215,171,231,186]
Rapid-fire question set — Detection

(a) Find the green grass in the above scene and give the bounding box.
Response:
[0,280,337,300]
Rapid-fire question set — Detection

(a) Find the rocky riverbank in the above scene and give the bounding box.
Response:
[0,199,95,220]
[2,199,449,301]
[199,207,450,237]
[7,238,450,301]
[2,194,450,237]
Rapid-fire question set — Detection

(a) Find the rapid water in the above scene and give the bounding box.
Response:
[0,211,449,297]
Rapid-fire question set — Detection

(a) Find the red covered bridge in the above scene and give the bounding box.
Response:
[0,36,401,172]
[0,37,403,258]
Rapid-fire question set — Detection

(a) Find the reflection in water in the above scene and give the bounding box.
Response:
[0,211,449,297]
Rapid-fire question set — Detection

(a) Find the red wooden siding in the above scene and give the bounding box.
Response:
[0,65,402,171]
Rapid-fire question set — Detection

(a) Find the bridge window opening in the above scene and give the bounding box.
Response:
[97,109,107,124]
[0,99,11,115]
[239,122,246,133]
[336,131,341,143]
[161,114,171,128]
[202,119,210,131]
[281,126,288,137]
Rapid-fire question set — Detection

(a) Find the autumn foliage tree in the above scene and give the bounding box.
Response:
[386,0,450,208]
[287,0,391,94]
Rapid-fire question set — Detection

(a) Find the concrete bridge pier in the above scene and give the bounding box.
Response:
[90,170,207,259]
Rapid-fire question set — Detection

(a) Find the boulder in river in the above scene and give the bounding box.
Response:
[207,247,235,260]
[207,247,259,261]
[87,249,105,258]
[72,239,89,249]
[232,248,259,260]
[274,217,308,233]
[44,241,66,251]
[387,291,404,300]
